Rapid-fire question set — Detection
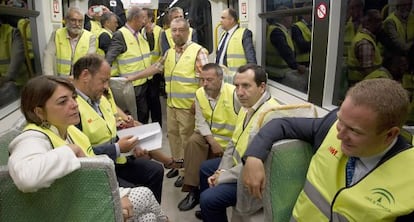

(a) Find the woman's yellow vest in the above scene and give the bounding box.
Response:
[0,24,13,77]
[24,124,95,157]
[55,28,94,76]
[165,27,194,49]
[232,98,279,165]
[196,83,237,148]
[293,20,311,64]
[164,42,201,109]
[225,28,248,73]
[347,31,383,82]
[76,95,126,163]
[384,12,414,44]
[292,121,414,222]
[116,27,151,86]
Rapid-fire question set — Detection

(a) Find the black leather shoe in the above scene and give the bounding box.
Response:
[178,190,200,211]
[174,176,184,187]
[166,168,178,178]
[195,210,202,220]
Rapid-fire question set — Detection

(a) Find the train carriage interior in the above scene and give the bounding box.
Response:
[1,0,414,221]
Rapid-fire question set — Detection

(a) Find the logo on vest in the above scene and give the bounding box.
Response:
[365,188,395,212]
[328,146,338,156]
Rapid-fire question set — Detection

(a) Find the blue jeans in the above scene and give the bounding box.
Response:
[199,158,237,222]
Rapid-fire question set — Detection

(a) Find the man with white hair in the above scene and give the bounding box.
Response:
[43,7,96,76]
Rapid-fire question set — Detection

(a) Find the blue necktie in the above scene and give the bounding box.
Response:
[346,157,357,187]
[216,32,229,63]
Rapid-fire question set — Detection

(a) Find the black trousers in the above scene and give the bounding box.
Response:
[115,156,164,203]
[146,74,162,127]
[134,83,149,124]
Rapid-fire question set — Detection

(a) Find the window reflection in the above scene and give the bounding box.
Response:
[339,0,414,124]
[0,13,34,108]
[264,1,312,93]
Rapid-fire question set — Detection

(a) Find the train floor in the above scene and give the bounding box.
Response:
[157,96,232,222]
[157,96,201,222]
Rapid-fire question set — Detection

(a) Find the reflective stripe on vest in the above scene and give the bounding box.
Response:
[347,31,383,81]
[232,97,279,165]
[24,124,95,157]
[225,28,248,73]
[293,121,414,221]
[55,28,94,76]
[196,83,238,148]
[0,24,13,76]
[293,20,311,63]
[117,27,151,86]
[77,95,126,164]
[164,42,202,109]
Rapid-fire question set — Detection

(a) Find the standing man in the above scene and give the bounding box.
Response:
[142,8,163,126]
[177,63,240,211]
[106,6,151,124]
[126,18,209,187]
[72,54,164,203]
[43,7,96,76]
[382,0,414,70]
[197,64,279,221]
[97,12,118,55]
[243,78,414,221]
[160,7,198,55]
[216,8,257,74]
[266,6,306,79]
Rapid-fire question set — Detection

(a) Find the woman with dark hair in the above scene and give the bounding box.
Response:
[8,75,169,222]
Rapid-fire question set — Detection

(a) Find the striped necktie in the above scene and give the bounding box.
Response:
[215,32,229,63]
[346,157,357,187]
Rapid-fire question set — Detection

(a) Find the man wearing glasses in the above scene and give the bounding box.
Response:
[43,7,96,76]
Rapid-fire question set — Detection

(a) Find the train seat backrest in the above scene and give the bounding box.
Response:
[232,103,317,222]
[0,156,123,222]
[263,139,313,222]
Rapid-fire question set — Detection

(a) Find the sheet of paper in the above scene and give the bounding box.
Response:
[117,122,161,140]
[117,123,163,155]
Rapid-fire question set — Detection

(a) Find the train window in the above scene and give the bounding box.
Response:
[336,0,414,123]
[262,1,313,94]
[0,1,40,116]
